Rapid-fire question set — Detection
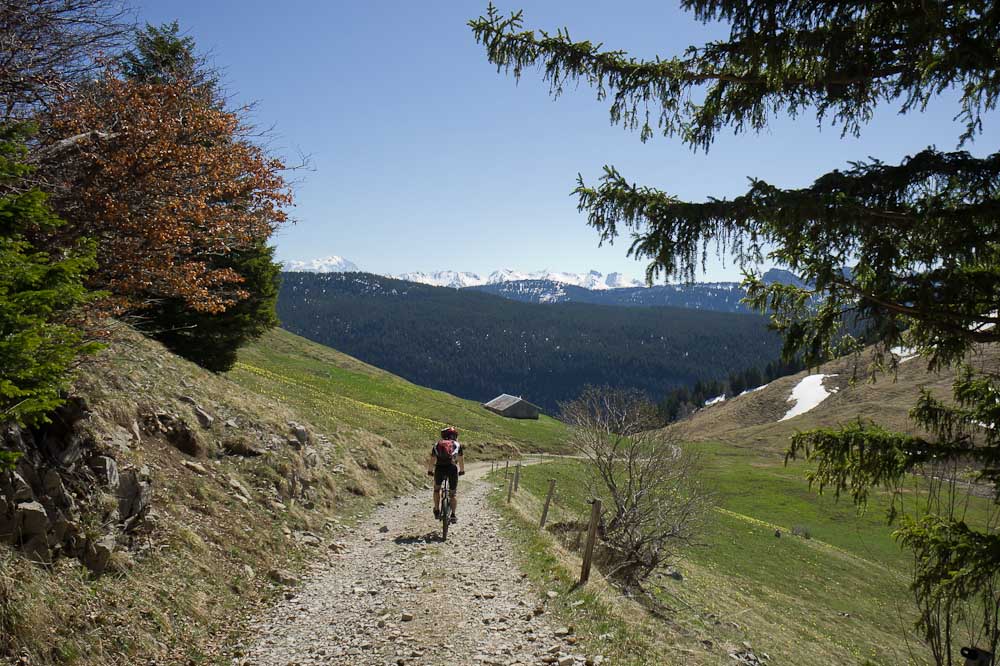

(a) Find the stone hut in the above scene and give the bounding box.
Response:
[482,394,541,420]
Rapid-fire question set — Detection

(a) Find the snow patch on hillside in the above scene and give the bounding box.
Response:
[780,374,839,421]
[891,346,919,363]
[538,283,567,303]
[704,394,726,407]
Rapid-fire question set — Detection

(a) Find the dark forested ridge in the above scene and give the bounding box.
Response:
[465,268,811,311]
[468,279,751,311]
[276,272,783,412]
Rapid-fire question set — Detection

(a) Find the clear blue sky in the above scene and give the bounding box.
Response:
[135,1,998,282]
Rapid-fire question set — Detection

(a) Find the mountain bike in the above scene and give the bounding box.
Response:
[439,478,452,541]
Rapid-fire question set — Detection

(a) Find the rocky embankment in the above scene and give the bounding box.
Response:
[0,397,152,573]
[0,390,330,576]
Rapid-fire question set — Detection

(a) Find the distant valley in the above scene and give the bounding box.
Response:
[276,271,784,412]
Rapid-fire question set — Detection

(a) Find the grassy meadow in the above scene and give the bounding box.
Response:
[494,441,985,666]
[230,328,570,456]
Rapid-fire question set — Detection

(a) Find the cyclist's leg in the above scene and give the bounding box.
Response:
[433,466,446,514]
[448,465,459,516]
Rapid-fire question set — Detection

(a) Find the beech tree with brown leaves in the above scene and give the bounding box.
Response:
[23,22,294,372]
[38,66,292,317]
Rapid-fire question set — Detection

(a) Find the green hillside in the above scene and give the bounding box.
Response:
[493,347,999,665]
[670,344,1000,452]
[502,448,986,665]
[230,328,569,455]
[0,325,569,665]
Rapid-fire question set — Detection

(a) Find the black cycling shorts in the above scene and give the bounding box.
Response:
[434,464,459,494]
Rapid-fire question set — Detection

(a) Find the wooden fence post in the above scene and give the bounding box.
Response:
[507,475,514,503]
[514,463,521,492]
[505,460,510,479]
[539,479,556,529]
[580,498,602,585]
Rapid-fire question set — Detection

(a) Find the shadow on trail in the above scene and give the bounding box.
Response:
[393,532,441,545]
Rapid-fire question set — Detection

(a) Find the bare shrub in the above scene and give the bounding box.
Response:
[0,0,131,121]
[792,525,812,539]
[561,386,711,590]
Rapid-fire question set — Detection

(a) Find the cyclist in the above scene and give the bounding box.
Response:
[427,426,465,523]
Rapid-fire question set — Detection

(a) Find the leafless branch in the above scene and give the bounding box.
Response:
[561,386,711,590]
[0,0,132,122]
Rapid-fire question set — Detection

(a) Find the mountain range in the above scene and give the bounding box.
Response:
[466,268,806,311]
[281,256,810,313]
[395,269,645,290]
[284,256,649,289]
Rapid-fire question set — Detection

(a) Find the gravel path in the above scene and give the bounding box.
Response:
[239,466,603,666]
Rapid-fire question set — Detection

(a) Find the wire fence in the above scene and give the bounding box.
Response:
[489,457,600,585]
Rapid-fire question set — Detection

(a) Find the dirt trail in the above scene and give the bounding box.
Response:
[238,464,602,666]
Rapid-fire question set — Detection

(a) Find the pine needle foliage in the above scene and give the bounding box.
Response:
[152,241,280,373]
[0,124,97,441]
[471,2,1000,661]
[470,2,999,149]
[119,22,204,88]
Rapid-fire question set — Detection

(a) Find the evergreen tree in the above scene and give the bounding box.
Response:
[743,367,764,392]
[118,21,220,103]
[0,124,97,449]
[153,242,280,372]
[120,22,202,86]
[471,2,1000,660]
[728,371,746,397]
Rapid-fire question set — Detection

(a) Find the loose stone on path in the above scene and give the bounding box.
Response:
[237,467,600,666]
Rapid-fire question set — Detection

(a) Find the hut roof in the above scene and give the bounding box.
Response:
[483,394,540,411]
[483,394,523,411]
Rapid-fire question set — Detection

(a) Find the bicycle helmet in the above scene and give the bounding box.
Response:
[441,426,459,440]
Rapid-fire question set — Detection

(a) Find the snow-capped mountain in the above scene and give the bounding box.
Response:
[395,270,487,289]
[488,269,645,290]
[466,268,812,312]
[604,272,645,289]
[485,268,536,284]
[285,255,359,273]
[284,259,647,289]
[401,268,645,290]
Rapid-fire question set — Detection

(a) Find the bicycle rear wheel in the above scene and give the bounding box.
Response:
[441,482,451,541]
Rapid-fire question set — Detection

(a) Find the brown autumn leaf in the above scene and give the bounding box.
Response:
[37,70,293,314]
